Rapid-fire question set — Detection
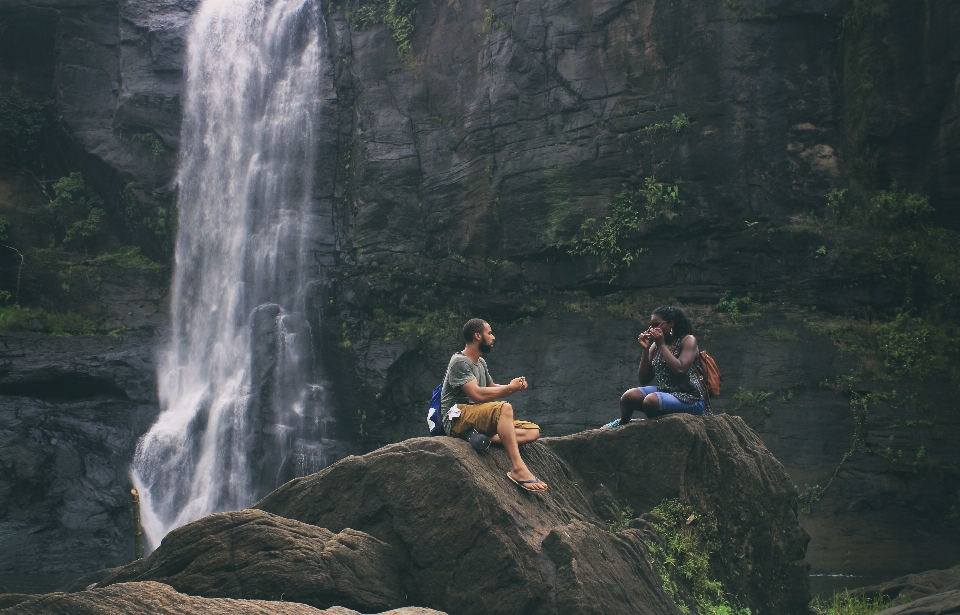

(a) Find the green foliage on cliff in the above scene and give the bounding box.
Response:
[648,499,750,615]
[647,114,691,136]
[353,0,418,57]
[803,183,960,382]
[811,589,906,615]
[569,177,680,274]
[606,506,634,533]
[0,304,97,336]
[732,388,773,415]
[372,307,458,343]
[823,182,934,230]
[0,87,52,170]
[810,313,946,380]
[37,172,107,250]
[91,246,163,270]
[714,293,763,324]
[130,132,167,160]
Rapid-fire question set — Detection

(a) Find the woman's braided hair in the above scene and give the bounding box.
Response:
[651,306,694,338]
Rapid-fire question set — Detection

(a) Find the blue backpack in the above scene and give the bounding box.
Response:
[426,383,444,436]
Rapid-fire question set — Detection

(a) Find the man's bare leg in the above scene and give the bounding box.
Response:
[498,403,547,490]
[491,427,540,445]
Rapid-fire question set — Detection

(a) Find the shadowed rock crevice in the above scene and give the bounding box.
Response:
[0,375,129,402]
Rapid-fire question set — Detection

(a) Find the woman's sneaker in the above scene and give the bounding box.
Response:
[601,418,622,429]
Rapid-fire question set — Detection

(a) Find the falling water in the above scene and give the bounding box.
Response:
[131,0,336,550]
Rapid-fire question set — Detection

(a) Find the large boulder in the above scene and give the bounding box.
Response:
[95,509,404,613]
[0,581,445,615]
[543,413,811,614]
[255,414,809,615]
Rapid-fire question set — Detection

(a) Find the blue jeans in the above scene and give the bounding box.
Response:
[638,386,705,416]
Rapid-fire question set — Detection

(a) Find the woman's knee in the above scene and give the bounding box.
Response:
[621,388,644,405]
[642,393,660,410]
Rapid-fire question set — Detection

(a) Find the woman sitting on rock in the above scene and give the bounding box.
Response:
[603,306,711,428]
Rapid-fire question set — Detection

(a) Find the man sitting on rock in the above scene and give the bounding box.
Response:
[440,318,547,492]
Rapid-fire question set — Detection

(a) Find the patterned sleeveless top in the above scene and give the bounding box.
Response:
[651,336,709,409]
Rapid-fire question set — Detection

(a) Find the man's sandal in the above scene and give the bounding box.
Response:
[507,472,547,492]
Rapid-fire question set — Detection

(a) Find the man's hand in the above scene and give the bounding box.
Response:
[509,376,528,392]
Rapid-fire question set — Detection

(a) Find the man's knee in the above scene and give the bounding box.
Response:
[525,428,541,442]
[501,402,514,419]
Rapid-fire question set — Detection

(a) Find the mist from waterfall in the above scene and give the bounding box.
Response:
[131,0,334,550]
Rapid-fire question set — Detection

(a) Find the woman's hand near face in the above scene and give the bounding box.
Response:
[638,331,653,349]
[649,326,665,344]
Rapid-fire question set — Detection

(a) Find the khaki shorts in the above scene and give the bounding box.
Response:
[450,401,540,437]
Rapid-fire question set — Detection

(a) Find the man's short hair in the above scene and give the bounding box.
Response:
[462,318,488,343]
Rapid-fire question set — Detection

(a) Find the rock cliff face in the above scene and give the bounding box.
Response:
[0,0,190,192]
[315,0,960,444]
[0,330,160,575]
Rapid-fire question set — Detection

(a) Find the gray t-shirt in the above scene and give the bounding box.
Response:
[440,352,492,434]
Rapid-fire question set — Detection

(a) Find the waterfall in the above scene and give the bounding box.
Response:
[131,0,334,551]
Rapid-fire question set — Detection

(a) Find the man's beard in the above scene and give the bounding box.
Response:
[479,342,494,354]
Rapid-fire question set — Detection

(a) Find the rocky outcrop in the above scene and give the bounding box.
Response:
[96,509,405,613]
[855,565,960,603]
[544,411,810,614]
[0,581,446,615]
[0,329,160,575]
[254,414,809,615]
[33,414,803,614]
[875,590,960,615]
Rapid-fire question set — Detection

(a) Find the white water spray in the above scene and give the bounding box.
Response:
[132,0,334,550]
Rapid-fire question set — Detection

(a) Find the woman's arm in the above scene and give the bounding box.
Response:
[638,331,655,384]
[650,331,699,375]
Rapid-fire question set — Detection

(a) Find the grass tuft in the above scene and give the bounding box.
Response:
[810,589,906,615]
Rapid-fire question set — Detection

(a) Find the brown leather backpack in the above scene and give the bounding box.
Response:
[695,350,722,397]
